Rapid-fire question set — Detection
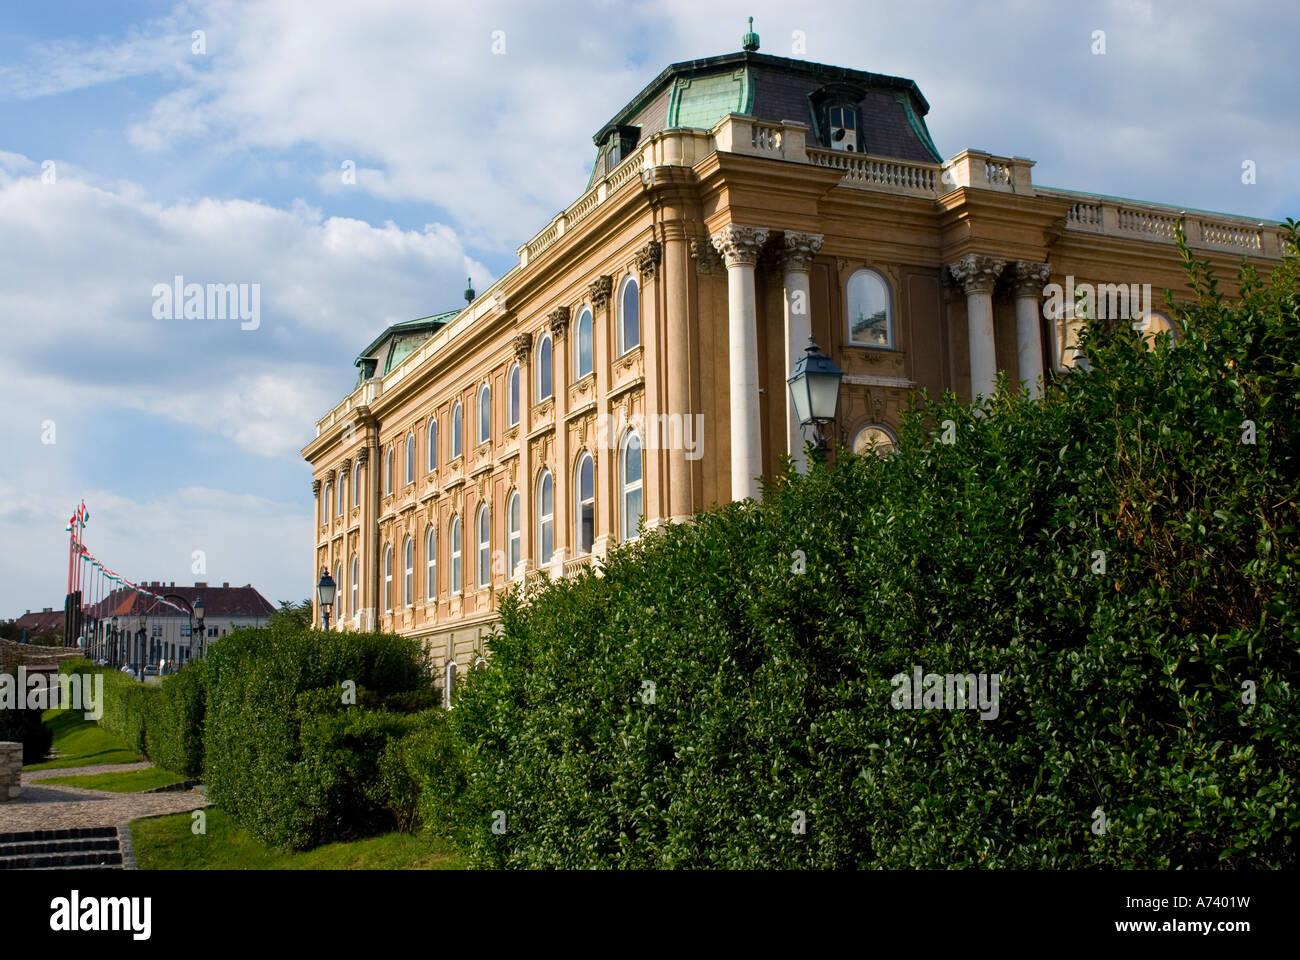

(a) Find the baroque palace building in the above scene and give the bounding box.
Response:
[302,29,1288,681]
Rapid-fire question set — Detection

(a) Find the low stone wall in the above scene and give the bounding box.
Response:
[0,742,21,802]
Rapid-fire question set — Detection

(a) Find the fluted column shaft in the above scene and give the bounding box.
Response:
[1012,262,1051,400]
[779,232,823,474]
[949,255,1006,401]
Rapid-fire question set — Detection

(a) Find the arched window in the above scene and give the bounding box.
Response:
[403,537,414,607]
[336,472,344,517]
[507,364,520,426]
[476,504,491,588]
[1139,311,1177,349]
[405,431,415,485]
[575,452,595,555]
[449,516,463,594]
[478,383,491,445]
[383,545,393,612]
[536,469,554,565]
[320,481,330,523]
[353,461,361,507]
[537,335,553,401]
[846,269,893,348]
[349,554,358,618]
[619,276,639,354]
[828,104,859,152]
[451,402,463,459]
[427,418,438,472]
[575,306,594,379]
[506,489,520,579]
[385,446,394,494]
[852,424,898,457]
[620,430,643,542]
[425,525,437,601]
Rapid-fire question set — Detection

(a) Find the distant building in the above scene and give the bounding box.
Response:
[87,581,276,666]
[4,608,65,643]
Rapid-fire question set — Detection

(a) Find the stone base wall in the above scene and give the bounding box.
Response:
[0,742,21,802]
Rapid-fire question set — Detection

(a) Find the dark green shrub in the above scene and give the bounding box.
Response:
[145,661,207,777]
[203,622,431,849]
[444,226,1300,868]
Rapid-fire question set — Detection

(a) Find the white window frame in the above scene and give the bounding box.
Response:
[426,525,437,601]
[845,268,894,349]
[575,306,594,379]
[537,335,553,401]
[618,275,640,355]
[403,536,414,608]
[476,504,491,588]
[620,430,643,542]
[450,516,463,594]
[478,383,491,445]
[536,469,554,565]
[451,402,463,459]
[383,545,393,612]
[405,431,415,486]
[506,489,520,579]
[427,418,438,472]
[507,364,520,427]
[350,554,359,618]
[575,451,594,555]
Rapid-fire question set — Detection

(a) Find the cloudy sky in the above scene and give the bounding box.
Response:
[1,0,1296,616]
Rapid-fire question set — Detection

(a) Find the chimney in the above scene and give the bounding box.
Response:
[43,607,52,613]
[195,582,208,589]
[222,582,230,588]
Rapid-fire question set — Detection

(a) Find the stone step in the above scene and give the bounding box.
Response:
[0,837,121,857]
[0,850,124,870]
[0,826,119,844]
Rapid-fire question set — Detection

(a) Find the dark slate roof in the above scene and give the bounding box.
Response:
[589,48,941,179]
[85,583,277,620]
[354,310,460,376]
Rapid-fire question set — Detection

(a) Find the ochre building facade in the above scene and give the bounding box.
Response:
[302,43,1288,679]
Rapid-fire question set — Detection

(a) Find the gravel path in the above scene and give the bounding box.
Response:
[0,767,208,833]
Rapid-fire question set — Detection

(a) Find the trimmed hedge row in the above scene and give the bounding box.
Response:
[203,623,431,849]
[430,228,1300,868]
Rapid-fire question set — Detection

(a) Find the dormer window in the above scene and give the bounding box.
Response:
[829,105,858,152]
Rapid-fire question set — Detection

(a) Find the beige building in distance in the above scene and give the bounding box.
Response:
[302,28,1288,682]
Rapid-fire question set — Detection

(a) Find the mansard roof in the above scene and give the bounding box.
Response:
[589,48,941,185]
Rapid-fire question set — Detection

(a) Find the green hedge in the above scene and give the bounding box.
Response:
[203,623,431,849]
[145,660,207,778]
[439,227,1300,868]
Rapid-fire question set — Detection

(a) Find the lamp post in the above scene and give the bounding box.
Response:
[786,336,844,459]
[109,615,119,666]
[194,597,205,660]
[317,568,337,632]
[161,593,200,670]
[135,614,147,682]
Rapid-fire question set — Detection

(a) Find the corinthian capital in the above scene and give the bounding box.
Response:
[947,254,1007,295]
[512,331,533,360]
[548,306,569,338]
[635,240,662,281]
[588,275,613,310]
[690,238,724,276]
[1011,261,1052,298]
[779,231,824,273]
[711,225,770,268]
[311,479,322,496]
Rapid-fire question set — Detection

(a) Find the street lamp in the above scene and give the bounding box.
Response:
[110,615,119,666]
[786,336,844,455]
[317,568,337,631]
[136,613,147,682]
[193,597,205,660]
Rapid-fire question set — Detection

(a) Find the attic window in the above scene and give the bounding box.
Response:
[829,105,858,152]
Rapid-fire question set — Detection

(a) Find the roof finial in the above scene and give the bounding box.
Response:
[464,276,475,304]
[742,16,759,53]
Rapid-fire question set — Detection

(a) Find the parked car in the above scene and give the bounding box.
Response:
[143,664,160,677]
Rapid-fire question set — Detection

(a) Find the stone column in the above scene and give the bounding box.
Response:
[362,433,379,631]
[513,332,533,581]
[589,275,615,558]
[636,241,664,528]
[311,478,321,628]
[711,224,770,501]
[664,232,694,522]
[779,231,824,473]
[948,254,1006,401]
[548,306,570,572]
[1011,261,1051,399]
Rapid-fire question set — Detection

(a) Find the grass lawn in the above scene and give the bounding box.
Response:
[36,767,186,793]
[22,708,142,771]
[131,808,467,870]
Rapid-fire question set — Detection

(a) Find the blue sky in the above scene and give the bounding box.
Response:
[1,0,1297,615]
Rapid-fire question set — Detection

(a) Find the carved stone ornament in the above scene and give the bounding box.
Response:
[779,231,824,272]
[636,240,662,281]
[947,254,1007,295]
[512,331,533,361]
[357,445,369,466]
[690,238,725,276]
[1011,261,1052,298]
[311,479,321,496]
[589,275,613,310]
[548,305,570,338]
[340,457,352,471]
[711,224,770,268]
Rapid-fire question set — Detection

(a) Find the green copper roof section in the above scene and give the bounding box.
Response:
[355,309,460,370]
[667,68,753,128]
[894,92,942,162]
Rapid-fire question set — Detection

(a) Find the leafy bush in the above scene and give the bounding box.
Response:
[145,660,207,778]
[442,227,1300,868]
[203,622,431,849]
